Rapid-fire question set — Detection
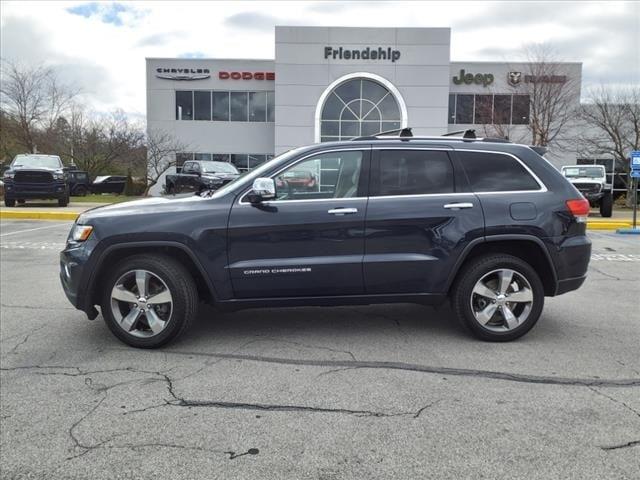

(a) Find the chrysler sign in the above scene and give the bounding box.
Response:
[155,68,210,80]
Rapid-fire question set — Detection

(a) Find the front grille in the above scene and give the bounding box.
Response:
[573,183,601,194]
[14,171,54,184]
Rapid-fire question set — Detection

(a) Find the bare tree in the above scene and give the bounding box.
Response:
[0,60,78,153]
[507,44,580,149]
[578,86,640,203]
[70,109,145,178]
[145,129,187,195]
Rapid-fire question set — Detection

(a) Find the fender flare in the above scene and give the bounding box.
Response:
[83,240,219,309]
[444,234,559,293]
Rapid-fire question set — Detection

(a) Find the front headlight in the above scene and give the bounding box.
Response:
[3,171,14,180]
[71,225,93,242]
[53,172,65,180]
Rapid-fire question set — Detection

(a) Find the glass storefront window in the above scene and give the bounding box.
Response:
[320,78,402,141]
[175,91,193,120]
[230,92,248,121]
[249,92,267,122]
[194,91,211,121]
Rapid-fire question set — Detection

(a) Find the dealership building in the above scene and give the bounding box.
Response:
[146,26,582,194]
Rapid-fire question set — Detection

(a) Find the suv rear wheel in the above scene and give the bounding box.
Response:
[452,254,544,341]
[101,254,199,348]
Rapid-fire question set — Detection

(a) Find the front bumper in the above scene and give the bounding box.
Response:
[60,235,99,318]
[5,181,67,199]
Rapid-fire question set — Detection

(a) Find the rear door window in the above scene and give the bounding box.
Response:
[457,151,541,192]
[375,150,454,196]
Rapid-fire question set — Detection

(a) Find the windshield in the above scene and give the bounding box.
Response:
[11,155,62,169]
[208,147,308,198]
[201,161,238,174]
[562,166,604,178]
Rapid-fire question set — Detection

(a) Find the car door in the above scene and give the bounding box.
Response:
[178,162,195,192]
[188,162,202,191]
[227,148,370,298]
[363,147,484,294]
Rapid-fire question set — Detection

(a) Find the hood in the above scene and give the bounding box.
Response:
[9,166,64,174]
[77,193,213,222]
[202,172,239,180]
[567,177,604,184]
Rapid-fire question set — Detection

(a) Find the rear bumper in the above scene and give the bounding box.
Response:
[546,235,592,296]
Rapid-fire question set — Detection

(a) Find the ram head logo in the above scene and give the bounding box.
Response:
[508,71,522,86]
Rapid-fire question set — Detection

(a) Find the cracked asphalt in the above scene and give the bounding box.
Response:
[1,219,639,479]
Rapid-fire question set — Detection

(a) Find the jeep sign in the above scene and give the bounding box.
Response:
[452,69,494,87]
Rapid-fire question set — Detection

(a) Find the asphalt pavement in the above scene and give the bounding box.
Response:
[1,220,639,479]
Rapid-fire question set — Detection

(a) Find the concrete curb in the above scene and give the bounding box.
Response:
[0,211,80,221]
[1,210,634,231]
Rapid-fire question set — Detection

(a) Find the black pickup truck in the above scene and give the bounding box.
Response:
[3,154,70,206]
[165,160,240,194]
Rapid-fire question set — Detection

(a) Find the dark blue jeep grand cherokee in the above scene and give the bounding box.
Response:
[60,130,591,348]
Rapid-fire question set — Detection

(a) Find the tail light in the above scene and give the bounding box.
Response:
[566,198,590,223]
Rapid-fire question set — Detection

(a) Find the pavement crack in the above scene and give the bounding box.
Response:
[139,350,640,388]
[587,386,640,419]
[0,302,75,311]
[173,398,420,418]
[600,439,640,451]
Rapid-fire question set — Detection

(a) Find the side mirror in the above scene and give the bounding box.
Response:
[248,177,276,203]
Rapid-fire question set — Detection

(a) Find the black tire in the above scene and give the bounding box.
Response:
[4,198,15,207]
[58,195,69,207]
[100,254,199,348]
[452,254,544,342]
[74,185,88,197]
[599,193,613,218]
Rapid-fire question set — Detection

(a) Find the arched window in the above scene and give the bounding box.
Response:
[319,77,403,142]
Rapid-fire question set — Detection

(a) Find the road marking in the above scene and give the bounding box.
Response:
[0,222,70,237]
[591,253,640,262]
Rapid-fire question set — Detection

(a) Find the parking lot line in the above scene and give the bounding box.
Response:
[0,222,71,237]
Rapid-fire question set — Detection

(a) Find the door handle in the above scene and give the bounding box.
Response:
[443,202,474,209]
[328,207,358,215]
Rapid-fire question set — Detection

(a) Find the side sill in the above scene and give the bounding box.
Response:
[215,293,448,311]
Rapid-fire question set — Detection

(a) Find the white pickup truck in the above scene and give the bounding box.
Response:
[561,165,612,217]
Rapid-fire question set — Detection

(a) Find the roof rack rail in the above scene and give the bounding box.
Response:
[442,129,476,139]
[481,137,511,143]
[352,127,413,141]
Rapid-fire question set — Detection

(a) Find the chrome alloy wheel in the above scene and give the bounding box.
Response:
[110,270,173,338]
[470,268,534,332]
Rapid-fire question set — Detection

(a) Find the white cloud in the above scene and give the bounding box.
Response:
[1,1,638,117]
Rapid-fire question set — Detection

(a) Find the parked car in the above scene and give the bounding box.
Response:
[67,170,91,196]
[60,128,591,348]
[91,175,127,195]
[165,160,240,194]
[561,165,612,217]
[3,154,70,207]
[280,170,318,191]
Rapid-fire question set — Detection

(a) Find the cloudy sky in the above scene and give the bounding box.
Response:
[1,0,638,119]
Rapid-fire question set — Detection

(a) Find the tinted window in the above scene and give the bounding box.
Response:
[175,91,193,120]
[267,91,275,122]
[176,153,193,168]
[212,92,229,121]
[377,150,454,196]
[273,151,363,200]
[474,95,493,124]
[493,95,512,124]
[455,94,473,124]
[230,92,248,121]
[194,91,211,120]
[448,94,456,124]
[249,92,266,122]
[194,153,212,161]
[512,95,530,125]
[457,151,540,192]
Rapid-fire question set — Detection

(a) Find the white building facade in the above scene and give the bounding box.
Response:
[146,26,583,194]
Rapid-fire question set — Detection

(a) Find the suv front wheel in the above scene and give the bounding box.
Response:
[452,254,544,341]
[101,254,199,348]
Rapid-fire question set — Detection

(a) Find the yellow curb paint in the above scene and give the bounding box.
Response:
[0,211,79,221]
[586,222,632,230]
